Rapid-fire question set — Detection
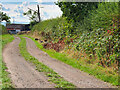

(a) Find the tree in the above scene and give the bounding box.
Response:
[55,2,99,32]
[0,12,11,22]
[56,2,99,22]
[23,9,39,22]
[23,5,42,28]
[23,9,39,29]
[23,5,42,22]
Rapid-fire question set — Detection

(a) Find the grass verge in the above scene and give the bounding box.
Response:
[28,36,118,86]
[19,36,75,88]
[1,34,14,89]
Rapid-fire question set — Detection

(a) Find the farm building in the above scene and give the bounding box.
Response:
[6,24,30,34]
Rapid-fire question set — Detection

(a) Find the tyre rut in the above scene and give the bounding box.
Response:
[25,37,116,88]
[2,37,55,88]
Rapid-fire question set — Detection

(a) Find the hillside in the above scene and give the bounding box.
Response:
[30,2,119,85]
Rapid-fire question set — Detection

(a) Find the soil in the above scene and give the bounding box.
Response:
[2,37,55,88]
[25,37,116,88]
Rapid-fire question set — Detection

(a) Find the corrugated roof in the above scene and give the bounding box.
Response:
[7,24,21,29]
[6,24,30,31]
[6,24,29,29]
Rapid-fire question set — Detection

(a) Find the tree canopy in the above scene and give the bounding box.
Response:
[23,9,39,22]
[0,12,11,22]
[56,2,99,22]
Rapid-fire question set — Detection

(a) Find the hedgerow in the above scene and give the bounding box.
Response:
[31,2,119,70]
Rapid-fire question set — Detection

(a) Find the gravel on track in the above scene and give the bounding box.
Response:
[3,37,55,88]
[25,37,116,88]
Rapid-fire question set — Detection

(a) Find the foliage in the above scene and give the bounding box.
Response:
[29,21,38,29]
[75,2,119,68]
[32,17,79,41]
[90,2,119,30]
[31,2,119,80]
[23,9,39,22]
[0,24,8,35]
[0,12,11,22]
[23,8,40,29]
[28,36,118,86]
[56,2,99,22]
[55,2,99,32]
[32,17,64,40]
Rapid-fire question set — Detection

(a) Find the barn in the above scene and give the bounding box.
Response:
[6,24,30,34]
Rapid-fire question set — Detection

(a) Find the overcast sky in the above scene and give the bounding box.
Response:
[0,0,62,24]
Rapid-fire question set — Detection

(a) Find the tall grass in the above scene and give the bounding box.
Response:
[31,2,119,67]
[30,2,119,86]
[28,36,118,86]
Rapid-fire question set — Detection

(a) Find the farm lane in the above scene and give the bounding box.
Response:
[2,37,55,88]
[25,37,115,88]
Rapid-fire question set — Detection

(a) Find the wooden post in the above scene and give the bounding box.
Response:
[37,5,40,22]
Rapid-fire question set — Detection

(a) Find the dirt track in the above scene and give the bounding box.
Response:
[2,36,116,88]
[25,37,115,88]
[2,37,54,88]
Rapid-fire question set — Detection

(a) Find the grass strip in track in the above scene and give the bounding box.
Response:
[1,34,14,89]
[28,36,118,86]
[19,36,76,88]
